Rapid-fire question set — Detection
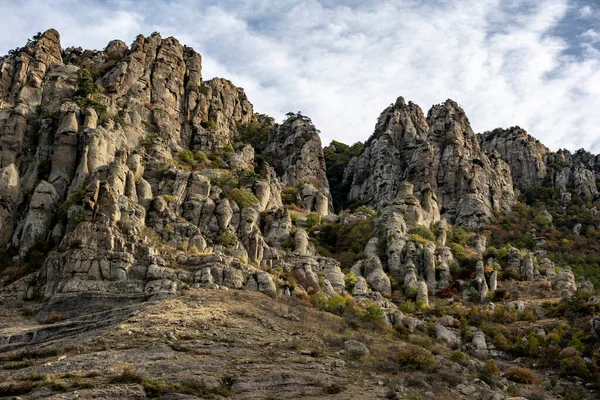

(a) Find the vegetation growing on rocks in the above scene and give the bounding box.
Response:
[0,29,599,400]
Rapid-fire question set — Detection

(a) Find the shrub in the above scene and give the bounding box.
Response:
[396,345,435,370]
[344,272,358,291]
[505,367,539,384]
[448,226,469,244]
[59,180,89,214]
[141,132,158,147]
[200,120,217,131]
[354,205,376,217]
[281,237,295,250]
[482,359,500,377]
[209,154,226,168]
[194,151,209,164]
[362,305,385,324]
[408,225,435,241]
[216,231,238,248]
[408,234,429,247]
[229,188,258,208]
[559,348,589,379]
[281,187,301,206]
[69,211,86,226]
[311,292,351,316]
[323,140,364,212]
[322,383,345,395]
[310,292,329,311]
[236,116,274,154]
[306,212,320,229]
[450,351,466,364]
[179,150,195,164]
[399,300,416,314]
[50,379,68,392]
[326,294,351,316]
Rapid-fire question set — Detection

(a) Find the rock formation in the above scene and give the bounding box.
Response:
[345,97,515,229]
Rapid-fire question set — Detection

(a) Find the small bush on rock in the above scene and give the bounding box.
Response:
[230,188,258,208]
[408,225,435,242]
[505,366,540,384]
[396,345,435,370]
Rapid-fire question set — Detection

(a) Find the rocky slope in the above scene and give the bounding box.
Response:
[0,29,599,400]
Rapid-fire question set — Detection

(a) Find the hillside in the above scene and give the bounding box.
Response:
[0,29,599,399]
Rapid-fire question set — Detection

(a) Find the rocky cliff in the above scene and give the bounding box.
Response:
[480,126,600,200]
[345,97,514,229]
[0,29,339,311]
[0,29,599,400]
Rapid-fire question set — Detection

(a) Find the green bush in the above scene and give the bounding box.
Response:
[399,300,416,314]
[448,226,470,245]
[450,351,466,364]
[408,225,435,241]
[344,272,358,291]
[59,180,89,214]
[194,151,209,164]
[209,154,226,169]
[310,292,329,310]
[408,234,429,247]
[236,115,274,154]
[179,150,195,164]
[559,347,589,379]
[141,132,158,148]
[362,305,385,323]
[229,188,258,208]
[306,212,320,229]
[311,293,353,316]
[217,231,238,248]
[323,140,365,212]
[396,345,435,370]
[354,205,376,217]
[326,294,350,316]
[311,217,375,269]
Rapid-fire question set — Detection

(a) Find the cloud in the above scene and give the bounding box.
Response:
[581,29,600,43]
[1,0,600,152]
[578,5,597,19]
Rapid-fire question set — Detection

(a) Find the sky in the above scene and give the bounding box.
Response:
[1,0,600,152]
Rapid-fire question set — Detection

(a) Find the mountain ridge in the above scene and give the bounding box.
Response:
[0,29,599,400]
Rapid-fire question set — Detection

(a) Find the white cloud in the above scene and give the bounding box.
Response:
[1,0,600,152]
[579,5,594,18]
[581,29,600,43]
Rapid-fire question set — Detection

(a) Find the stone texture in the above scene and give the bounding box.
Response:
[345,97,515,228]
[264,114,332,215]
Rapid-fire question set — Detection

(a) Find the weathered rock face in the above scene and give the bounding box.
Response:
[479,127,549,189]
[0,29,337,305]
[264,114,332,215]
[0,29,595,336]
[345,97,515,228]
[0,29,63,110]
[481,128,600,199]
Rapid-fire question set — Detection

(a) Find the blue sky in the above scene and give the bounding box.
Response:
[1,0,600,152]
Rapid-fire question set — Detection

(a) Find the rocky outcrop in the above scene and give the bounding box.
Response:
[264,114,332,215]
[479,127,549,189]
[345,97,515,228]
[481,129,600,199]
[555,267,577,298]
